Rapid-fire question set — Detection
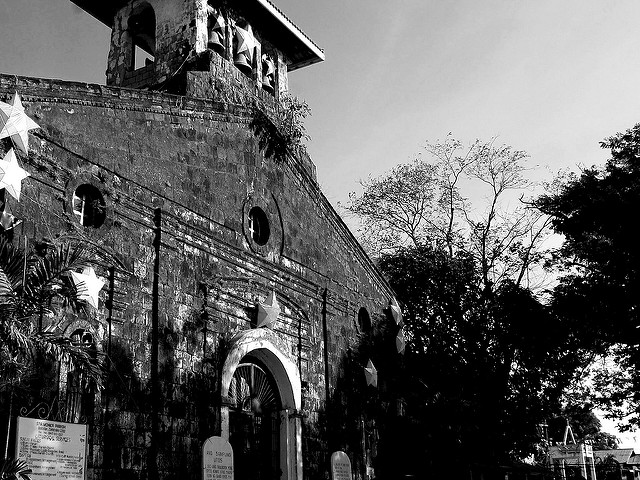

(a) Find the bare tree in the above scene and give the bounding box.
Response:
[344,135,552,291]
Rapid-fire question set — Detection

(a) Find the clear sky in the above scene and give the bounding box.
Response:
[3,0,640,207]
[2,0,640,447]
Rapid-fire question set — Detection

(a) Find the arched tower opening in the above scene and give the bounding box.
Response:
[128,2,156,71]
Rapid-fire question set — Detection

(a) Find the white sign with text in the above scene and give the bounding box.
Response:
[331,450,352,480]
[202,436,234,480]
[15,416,87,480]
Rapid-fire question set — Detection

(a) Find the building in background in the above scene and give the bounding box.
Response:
[593,449,640,480]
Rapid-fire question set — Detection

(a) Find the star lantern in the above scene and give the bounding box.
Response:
[364,359,378,388]
[256,290,280,328]
[0,148,31,200]
[389,297,403,325]
[0,92,40,154]
[261,54,275,91]
[0,208,22,231]
[207,7,226,49]
[211,11,225,32]
[235,25,256,61]
[396,328,406,355]
[262,54,275,77]
[70,266,105,310]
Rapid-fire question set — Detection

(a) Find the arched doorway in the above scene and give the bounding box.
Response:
[220,329,303,480]
[228,358,281,480]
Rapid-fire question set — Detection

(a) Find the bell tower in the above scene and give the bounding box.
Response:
[70,0,324,99]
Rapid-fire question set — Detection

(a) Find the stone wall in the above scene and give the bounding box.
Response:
[0,74,394,480]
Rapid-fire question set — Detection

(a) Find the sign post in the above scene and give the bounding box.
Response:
[331,450,352,480]
[202,436,233,480]
[15,416,88,480]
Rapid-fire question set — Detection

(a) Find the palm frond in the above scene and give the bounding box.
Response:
[0,237,26,297]
[1,237,104,390]
[0,458,32,480]
[23,243,88,308]
[33,333,104,389]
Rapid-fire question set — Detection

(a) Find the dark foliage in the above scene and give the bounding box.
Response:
[371,245,586,473]
[0,236,104,391]
[535,123,640,427]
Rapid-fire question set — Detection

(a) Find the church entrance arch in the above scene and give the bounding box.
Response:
[228,359,281,479]
[220,329,303,480]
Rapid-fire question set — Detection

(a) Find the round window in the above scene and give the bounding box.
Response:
[358,307,372,333]
[248,206,270,245]
[72,184,106,228]
[70,329,95,347]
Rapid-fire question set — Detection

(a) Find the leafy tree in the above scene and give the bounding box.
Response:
[345,135,614,470]
[345,136,551,291]
[0,236,104,460]
[341,135,604,472]
[535,123,640,428]
[547,403,618,449]
[375,245,584,472]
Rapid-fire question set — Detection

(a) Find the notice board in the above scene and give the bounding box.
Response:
[15,416,88,480]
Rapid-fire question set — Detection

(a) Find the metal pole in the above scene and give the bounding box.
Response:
[21,236,27,297]
[4,390,13,459]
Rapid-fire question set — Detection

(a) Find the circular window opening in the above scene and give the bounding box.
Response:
[70,329,95,347]
[358,307,372,333]
[248,206,270,245]
[72,184,106,228]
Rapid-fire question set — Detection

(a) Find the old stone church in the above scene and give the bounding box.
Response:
[0,1,403,479]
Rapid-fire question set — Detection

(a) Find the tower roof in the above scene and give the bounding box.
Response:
[70,0,325,71]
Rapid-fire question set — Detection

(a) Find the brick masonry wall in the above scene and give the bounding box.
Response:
[0,74,394,480]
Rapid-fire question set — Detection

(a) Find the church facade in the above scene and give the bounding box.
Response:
[0,1,403,479]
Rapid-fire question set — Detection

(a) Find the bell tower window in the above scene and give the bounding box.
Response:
[128,3,156,71]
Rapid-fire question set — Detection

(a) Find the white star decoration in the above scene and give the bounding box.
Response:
[256,290,280,328]
[389,297,403,325]
[262,54,275,76]
[235,25,256,60]
[207,7,226,48]
[0,208,21,231]
[0,92,40,154]
[364,359,378,388]
[211,11,225,32]
[396,328,406,355]
[0,149,30,200]
[70,266,105,310]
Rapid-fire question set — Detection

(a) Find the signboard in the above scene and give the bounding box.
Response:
[15,416,87,480]
[331,451,352,480]
[202,436,233,480]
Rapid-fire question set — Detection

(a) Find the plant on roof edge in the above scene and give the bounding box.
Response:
[250,94,311,163]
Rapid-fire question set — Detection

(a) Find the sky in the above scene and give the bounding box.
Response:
[3,0,640,207]
[2,0,640,447]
